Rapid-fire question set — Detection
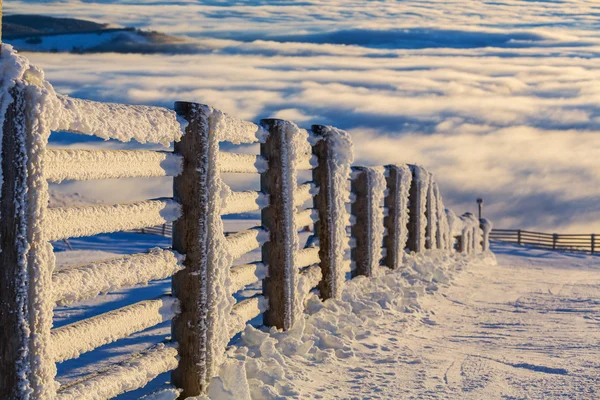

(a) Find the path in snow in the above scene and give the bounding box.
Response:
[290,243,600,399]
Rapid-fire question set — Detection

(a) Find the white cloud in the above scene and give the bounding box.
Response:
[13,0,600,233]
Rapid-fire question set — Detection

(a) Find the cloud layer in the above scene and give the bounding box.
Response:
[10,0,600,232]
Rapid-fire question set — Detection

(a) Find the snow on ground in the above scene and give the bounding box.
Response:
[197,241,599,399]
[51,228,600,399]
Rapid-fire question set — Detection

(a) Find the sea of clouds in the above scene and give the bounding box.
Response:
[8,0,600,232]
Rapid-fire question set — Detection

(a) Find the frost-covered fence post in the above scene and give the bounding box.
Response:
[260,119,303,330]
[406,165,429,253]
[433,183,449,251]
[382,164,411,270]
[0,87,30,400]
[480,218,492,251]
[0,83,57,397]
[458,214,470,253]
[456,235,464,253]
[425,173,437,250]
[172,102,230,397]
[350,167,385,277]
[311,125,353,299]
[592,234,595,255]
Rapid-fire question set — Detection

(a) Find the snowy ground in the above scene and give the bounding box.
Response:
[254,242,600,399]
[51,233,600,399]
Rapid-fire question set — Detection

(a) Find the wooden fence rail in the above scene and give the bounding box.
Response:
[490,229,597,254]
[0,47,490,400]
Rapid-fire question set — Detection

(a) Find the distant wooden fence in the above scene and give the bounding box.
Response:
[0,48,489,400]
[491,229,596,254]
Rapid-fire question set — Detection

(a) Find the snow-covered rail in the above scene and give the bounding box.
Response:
[221,190,265,215]
[0,47,489,400]
[55,344,178,400]
[295,182,316,207]
[297,246,321,268]
[230,263,266,293]
[44,199,181,241]
[51,295,178,363]
[229,296,268,337]
[296,208,316,230]
[53,248,182,305]
[218,152,266,174]
[227,227,266,260]
[44,149,183,182]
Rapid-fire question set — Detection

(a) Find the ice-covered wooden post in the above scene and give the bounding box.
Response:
[407,165,429,253]
[480,218,492,251]
[383,164,411,269]
[311,125,352,299]
[0,87,30,400]
[456,235,464,253]
[172,102,217,396]
[261,119,302,330]
[433,182,449,251]
[425,173,437,250]
[0,85,56,397]
[350,166,385,277]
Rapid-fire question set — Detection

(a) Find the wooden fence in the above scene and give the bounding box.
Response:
[490,229,596,254]
[0,48,490,400]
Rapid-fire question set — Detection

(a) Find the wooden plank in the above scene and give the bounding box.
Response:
[44,149,182,182]
[171,102,211,396]
[44,198,181,241]
[226,228,265,260]
[230,263,265,293]
[56,344,178,400]
[53,248,182,305]
[221,190,263,215]
[260,119,299,330]
[300,265,322,293]
[296,208,314,230]
[55,94,182,145]
[219,152,265,174]
[294,182,314,207]
[296,152,314,171]
[297,247,321,268]
[229,296,268,337]
[52,296,177,363]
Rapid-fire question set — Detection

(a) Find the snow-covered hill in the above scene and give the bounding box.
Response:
[4,14,201,54]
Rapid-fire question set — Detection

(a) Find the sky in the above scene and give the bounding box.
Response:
[6,0,600,233]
